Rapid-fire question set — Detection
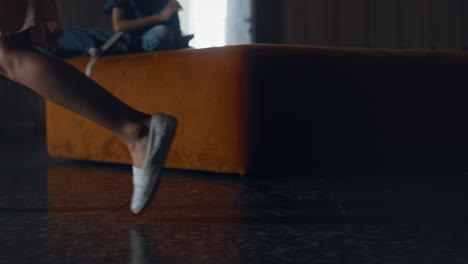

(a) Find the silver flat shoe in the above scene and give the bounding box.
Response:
[131,113,178,214]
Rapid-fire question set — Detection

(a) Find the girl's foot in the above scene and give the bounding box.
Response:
[126,113,178,214]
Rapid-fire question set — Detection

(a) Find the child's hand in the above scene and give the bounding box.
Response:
[159,0,182,21]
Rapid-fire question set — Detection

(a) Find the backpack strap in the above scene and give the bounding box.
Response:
[86,31,125,77]
[86,0,145,76]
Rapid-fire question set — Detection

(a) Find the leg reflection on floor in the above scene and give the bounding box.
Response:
[3,127,468,263]
[44,163,341,264]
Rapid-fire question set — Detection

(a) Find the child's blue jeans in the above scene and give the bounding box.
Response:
[141,25,176,52]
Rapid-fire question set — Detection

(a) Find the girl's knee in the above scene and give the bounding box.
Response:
[0,34,33,77]
[0,39,13,76]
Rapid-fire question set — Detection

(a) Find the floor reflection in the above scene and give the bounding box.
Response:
[44,162,345,264]
[7,127,468,263]
[130,225,156,264]
[46,163,251,263]
[47,163,248,219]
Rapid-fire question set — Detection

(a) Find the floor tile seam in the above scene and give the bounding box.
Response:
[321,179,374,261]
[321,179,348,218]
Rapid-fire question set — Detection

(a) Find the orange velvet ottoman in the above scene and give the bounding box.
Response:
[47,44,468,175]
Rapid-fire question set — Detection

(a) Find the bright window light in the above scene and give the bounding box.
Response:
[185,0,227,49]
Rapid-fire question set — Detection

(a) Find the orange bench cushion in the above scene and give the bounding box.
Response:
[47,44,468,174]
[47,46,251,174]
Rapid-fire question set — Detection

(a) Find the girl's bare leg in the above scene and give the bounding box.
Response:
[0,32,150,168]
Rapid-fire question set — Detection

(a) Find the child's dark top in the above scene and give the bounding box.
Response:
[103,0,182,36]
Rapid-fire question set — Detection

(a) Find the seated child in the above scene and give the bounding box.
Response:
[39,0,192,58]
[104,0,188,52]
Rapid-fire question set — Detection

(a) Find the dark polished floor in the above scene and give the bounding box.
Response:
[1,126,468,264]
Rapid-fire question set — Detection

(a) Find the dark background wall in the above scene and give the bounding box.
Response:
[257,0,468,50]
[1,0,467,126]
[55,0,112,29]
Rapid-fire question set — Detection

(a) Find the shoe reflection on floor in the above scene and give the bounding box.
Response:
[130,225,155,264]
[46,163,248,263]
